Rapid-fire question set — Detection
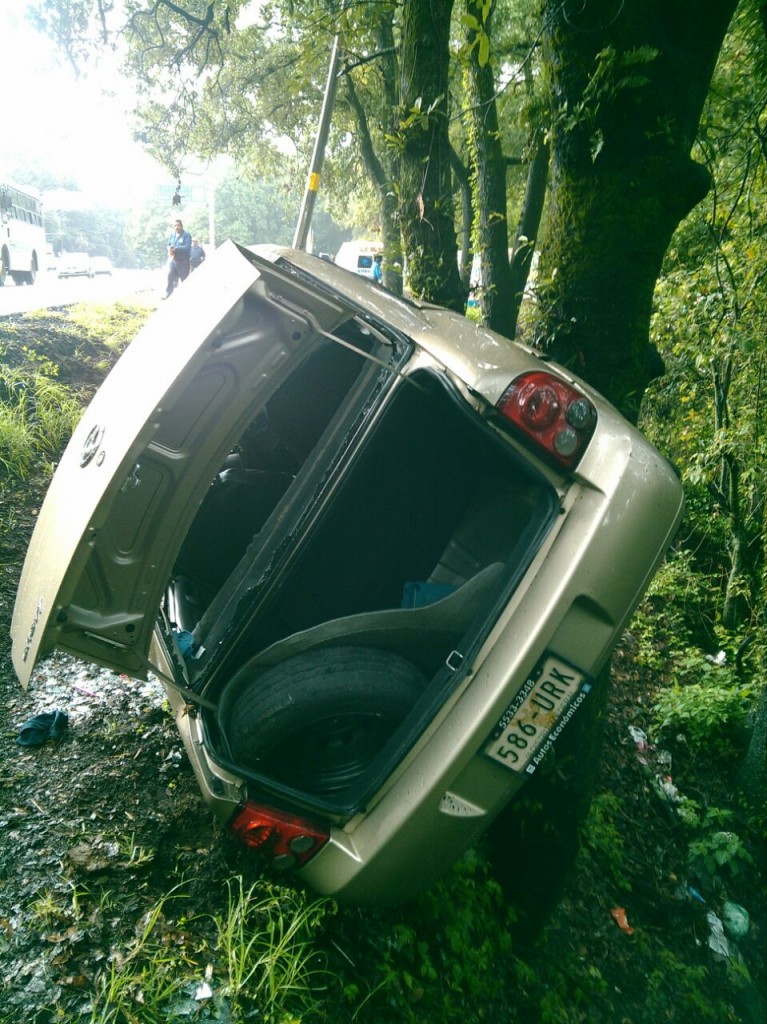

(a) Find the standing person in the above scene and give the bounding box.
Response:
[163,219,192,297]
[190,238,206,270]
[372,252,383,286]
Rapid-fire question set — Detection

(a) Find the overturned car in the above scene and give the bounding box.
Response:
[12,241,684,905]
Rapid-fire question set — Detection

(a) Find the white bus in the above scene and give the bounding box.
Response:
[0,182,46,286]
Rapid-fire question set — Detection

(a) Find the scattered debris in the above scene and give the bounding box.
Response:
[722,901,750,940]
[706,910,732,959]
[610,907,635,935]
[15,709,68,746]
[67,839,121,874]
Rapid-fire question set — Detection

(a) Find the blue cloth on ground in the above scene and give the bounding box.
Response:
[16,710,69,746]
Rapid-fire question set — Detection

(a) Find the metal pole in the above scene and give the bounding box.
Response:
[292,35,341,251]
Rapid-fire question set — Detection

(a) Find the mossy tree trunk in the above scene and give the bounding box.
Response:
[536,0,737,423]
[397,0,466,312]
[508,130,549,331]
[341,5,404,295]
[463,0,516,335]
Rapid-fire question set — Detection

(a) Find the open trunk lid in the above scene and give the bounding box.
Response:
[11,241,361,685]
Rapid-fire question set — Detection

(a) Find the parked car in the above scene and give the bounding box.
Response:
[89,256,113,276]
[57,252,92,279]
[11,241,684,906]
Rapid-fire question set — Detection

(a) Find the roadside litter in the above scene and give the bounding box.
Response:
[16,709,68,746]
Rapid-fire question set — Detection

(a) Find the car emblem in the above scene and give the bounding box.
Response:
[80,424,105,468]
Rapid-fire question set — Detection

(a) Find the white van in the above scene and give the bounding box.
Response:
[334,240,383,279]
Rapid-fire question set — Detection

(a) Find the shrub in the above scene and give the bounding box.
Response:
[651,649,752,757]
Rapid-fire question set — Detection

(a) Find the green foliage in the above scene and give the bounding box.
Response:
[44,200,131,265]
[0,300,152,481]
[576,793,632,893]
[630,549,712,668]
[552,45,658,161]
[632,556,755,758]
[687,809,754,879]
[651,668,752,757]
[212,878,332,1021]
[642,9,767,631]
[67,300,153,353]
[0,366,81,478]
[83,879,332,1024]
[330,849,516,1023]
[644,948,733,1023]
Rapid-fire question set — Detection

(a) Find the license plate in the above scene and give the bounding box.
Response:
[483,654,591,775]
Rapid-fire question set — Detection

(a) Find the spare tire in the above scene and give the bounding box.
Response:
[220,646,426,797]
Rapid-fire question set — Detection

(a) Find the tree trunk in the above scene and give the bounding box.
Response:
[536,0,738,422]
[508,130,549,331]
[342,9,404,295]
[343,72,403,295]
[397,0,466,311]
[450,146,473,290]
[463,0,515,335]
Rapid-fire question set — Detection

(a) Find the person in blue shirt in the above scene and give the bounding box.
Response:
[164,219,192,297]
[372,252,383,286]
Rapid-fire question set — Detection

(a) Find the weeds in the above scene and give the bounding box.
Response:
[687,808,754,878]
[78,879,332,1024]
[652,669,752,756]
[214,877,331,1019]
[0,300,151,480]
[0,365,82,478]
[88,890,191,1024]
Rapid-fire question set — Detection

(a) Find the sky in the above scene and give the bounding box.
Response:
[0,4,167,206]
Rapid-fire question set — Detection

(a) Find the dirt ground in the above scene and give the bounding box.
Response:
[0,309,765,1023]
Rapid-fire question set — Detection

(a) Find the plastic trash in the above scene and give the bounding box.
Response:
[16,710,69,746]
[194,964,214,1001]
[706,911,731,958]
[656,748,673,769]
[656,774,682,803]
[686,886,706,904]
[610,907,635,935]
[722,901,750,939]
[705,650,727,666]
[194,981,213,1001]
[628,725,648,750]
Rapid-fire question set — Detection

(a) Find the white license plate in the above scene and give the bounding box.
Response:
[484,654,590,775]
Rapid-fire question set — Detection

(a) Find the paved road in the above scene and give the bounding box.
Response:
[0,268,163,317]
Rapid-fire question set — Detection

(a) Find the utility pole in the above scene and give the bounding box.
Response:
[293,35,341,251]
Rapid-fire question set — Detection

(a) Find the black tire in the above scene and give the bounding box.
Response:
[221,646,425,797]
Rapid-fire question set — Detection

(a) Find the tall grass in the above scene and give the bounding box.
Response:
[0,366,82,479]
[83,880,332,1024]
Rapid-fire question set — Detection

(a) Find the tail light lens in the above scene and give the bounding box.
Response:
[229,801,330,870]
[496,371,597,469]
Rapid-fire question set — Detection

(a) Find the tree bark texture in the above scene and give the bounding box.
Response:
[536,0,738,421]
[508,131,549,330]
[450,146,474,289]
[342,8,403,294]
[397,0,466,311]
[463,0,516,336]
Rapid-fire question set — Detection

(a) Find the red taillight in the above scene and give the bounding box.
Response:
[229,801,330,870]
[496,371,597,469]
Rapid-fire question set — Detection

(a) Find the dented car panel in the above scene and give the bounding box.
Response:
[12,240,684,906]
